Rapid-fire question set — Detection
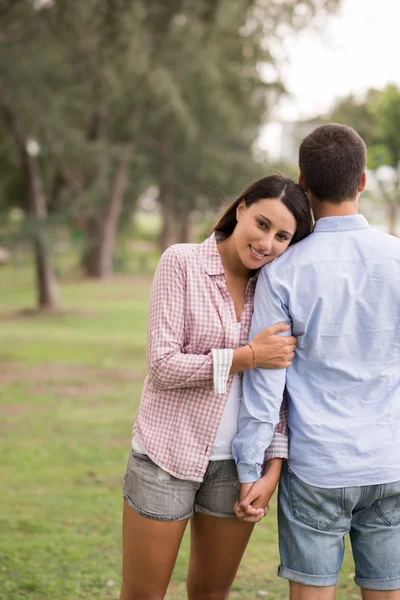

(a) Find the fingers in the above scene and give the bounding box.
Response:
[234,502,268,522]
[239,501,263,516]
[234,501,264,517]
[239,483,254,502]
[241,513,266,523]
[239,485,261,512]
[265,322,290,335]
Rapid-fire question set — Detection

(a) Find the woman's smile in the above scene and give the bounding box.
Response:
[249,245,270,260]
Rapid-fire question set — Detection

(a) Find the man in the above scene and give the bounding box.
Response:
[232,123,400,599]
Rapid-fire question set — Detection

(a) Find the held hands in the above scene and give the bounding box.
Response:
[249,323,296,369]
[234,482,266,523]
[234,459,283,523]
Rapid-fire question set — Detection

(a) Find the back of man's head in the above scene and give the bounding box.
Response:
[299,123,367,203]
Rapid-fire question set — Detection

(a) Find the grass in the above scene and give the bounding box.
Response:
[0,259,360,600]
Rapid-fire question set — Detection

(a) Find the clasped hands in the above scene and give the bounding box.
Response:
[234,459,283,523]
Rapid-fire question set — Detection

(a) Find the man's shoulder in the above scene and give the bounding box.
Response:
[368,227,400,247]
[264,233,317,277]
[266,226,400,279]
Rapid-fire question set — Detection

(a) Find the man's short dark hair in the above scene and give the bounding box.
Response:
[299,123,367,203]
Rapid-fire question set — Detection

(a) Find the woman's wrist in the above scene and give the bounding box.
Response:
[230,345,254,374]
[263,457,284,476]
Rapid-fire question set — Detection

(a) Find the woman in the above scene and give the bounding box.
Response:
[120,175,313,600]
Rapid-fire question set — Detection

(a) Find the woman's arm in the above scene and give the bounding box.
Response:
[147,246,252,392]
[146,246,215,391]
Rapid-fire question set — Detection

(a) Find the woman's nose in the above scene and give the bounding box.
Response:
[259,235,273,254]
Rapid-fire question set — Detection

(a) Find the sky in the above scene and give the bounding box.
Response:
[260,0,400,151]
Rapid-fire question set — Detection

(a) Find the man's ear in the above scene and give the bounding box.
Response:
[298,172,308,193]
[358,170,367,193]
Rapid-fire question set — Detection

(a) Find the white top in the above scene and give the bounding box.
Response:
[210,322,242,461]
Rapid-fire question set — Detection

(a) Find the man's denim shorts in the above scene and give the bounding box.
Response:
[122,448,240,520]
[278,461,400,591]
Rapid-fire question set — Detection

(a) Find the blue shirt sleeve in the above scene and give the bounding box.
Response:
[232,266,290,483]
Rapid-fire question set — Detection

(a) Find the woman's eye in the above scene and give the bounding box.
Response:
[257,220,267,229]
[277,233,289,241]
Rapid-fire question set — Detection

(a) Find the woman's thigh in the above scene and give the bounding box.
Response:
[123,449,199,521]
[194,460,240,519]
[187,512,254,600]
[120,449,199,599]
[120,501,188,600]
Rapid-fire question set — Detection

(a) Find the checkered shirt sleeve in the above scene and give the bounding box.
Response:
[147,246,215,390]
[264,393,288,460]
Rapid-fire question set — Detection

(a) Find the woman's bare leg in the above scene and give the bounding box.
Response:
[186,513,254,600]
[120,501,189,600]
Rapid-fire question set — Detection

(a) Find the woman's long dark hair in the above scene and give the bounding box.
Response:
[214,174,313,245]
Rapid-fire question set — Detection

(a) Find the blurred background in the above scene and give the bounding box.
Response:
[0,1,399,599]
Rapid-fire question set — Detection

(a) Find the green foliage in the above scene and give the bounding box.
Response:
[327,84,400,234]
[0,0,344,270]
[369,84,400,168]
[328,84,400,172]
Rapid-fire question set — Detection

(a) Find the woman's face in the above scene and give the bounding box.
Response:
[233,198,297,269]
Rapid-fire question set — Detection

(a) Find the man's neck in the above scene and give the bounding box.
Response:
[311,197,359,221]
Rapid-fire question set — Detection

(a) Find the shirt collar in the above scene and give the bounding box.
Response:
[200,233,225,276]
[313,214,370,233]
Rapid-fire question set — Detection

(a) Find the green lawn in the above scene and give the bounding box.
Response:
[0,262,359,600]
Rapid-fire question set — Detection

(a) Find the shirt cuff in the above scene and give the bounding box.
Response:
[211,348,234,394]
[264,433,288,460]
[236,461,261,484]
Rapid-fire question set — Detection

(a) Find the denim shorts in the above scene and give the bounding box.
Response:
[122,449,240,520]
[278,461,400,591]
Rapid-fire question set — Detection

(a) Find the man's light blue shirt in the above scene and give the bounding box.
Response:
[232,215,400,486]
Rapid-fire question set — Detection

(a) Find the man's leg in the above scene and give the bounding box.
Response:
[350,479,400,600]
[278,463,350,596]
[361,591,400,600]
[289,582,336,600]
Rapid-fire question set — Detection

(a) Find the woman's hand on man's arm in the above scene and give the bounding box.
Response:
[230,322,296,375]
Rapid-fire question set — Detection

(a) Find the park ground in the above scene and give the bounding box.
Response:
[0,259,360,600]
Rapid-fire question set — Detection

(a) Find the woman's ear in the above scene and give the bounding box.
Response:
[236,200,246,221]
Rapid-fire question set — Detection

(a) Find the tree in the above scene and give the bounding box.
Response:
[0,1,62,310]
[0,0,344,298]
[142,0,343,250]
[367,85,400,235]
[328,85,400,235]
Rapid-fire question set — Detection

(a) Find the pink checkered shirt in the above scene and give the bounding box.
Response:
[134,233,288,482]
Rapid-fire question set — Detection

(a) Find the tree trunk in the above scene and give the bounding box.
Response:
[81,215,102,277]
[82,144,132,278]
[178,207,196,243]
[159,156,178,252]
[2,105,60,311]
[160,200,178,252]
[387,202,398,237]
